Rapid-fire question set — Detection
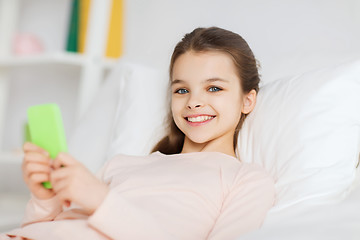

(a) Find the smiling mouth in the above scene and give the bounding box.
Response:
[185,115,215,123]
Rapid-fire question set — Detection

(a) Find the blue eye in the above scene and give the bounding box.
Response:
[208,86,222,92]
[175,88,189,94]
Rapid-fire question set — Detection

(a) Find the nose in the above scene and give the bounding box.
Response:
[187,94,204,109]
[187,104,202,109]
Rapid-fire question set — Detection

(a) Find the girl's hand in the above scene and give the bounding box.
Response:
[50,153,109,215]
[22,142,56,200]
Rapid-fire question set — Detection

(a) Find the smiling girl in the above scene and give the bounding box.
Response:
[2,27,275,240]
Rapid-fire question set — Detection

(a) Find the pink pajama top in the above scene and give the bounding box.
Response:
[3,151,275,240]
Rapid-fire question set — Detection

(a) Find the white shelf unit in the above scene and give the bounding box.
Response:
[0,52,116,68]
[0,0,117,161]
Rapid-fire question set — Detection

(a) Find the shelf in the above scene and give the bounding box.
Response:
[0,0,119,154]
[0,52,117,70]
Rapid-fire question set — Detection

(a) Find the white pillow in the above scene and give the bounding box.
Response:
[238,59,360,210]
[68,61,126,173]
[68,60,167,173]
[105,62,168,159]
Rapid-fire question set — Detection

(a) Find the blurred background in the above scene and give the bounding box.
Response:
[0,0,359,232]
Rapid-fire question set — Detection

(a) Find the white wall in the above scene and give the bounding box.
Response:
[124,0,360,82]
[3,0,360,152]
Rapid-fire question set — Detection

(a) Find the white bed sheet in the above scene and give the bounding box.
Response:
[239,172,360,240]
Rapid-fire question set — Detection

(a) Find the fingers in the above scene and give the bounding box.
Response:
[50,167,72,194]
[22,145,53,189]
[23,151,52,178]
[23,151,51,165]
[53,153,78,169]
[51,176,68,194]
[28,172,51,184]
[51,167,69,183]
[23,142,49,156]
[26,162,51,174]
[50,168,72,207]
[25,162,51,178]
[64,200,71,208]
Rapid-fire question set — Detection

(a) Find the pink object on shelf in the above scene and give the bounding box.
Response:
[13,33,44,55]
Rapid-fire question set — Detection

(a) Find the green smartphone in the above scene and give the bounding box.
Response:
[27,103,67,189]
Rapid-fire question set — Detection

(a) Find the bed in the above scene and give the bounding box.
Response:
[67,57,360,239]
[240,173,360,239]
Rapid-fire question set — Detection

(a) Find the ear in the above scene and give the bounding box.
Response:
[242,89,257,114]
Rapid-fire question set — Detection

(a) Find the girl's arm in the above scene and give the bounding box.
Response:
[205,165,275,240]
[51,154,174,239]
[86,155,177,239]
[88,189,173,239]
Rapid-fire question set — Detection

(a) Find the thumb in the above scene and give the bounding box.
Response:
[52,153,77,169]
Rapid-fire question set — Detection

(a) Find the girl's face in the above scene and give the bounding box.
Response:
[171,51,255,156]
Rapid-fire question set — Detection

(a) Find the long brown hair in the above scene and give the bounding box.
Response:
[152,27,260,154]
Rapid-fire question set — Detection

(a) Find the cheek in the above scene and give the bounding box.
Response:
[171,98,178,115]
[171,98,183,120]
[214,95,242,120]
[171,101,184,130]
[233,97,243,120]
[171,95,188,112]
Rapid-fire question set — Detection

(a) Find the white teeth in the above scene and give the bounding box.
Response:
[187,115,214,123]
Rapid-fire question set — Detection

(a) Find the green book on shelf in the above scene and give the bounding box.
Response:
[66,0,79,52]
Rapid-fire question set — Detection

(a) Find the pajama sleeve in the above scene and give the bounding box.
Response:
[88,189,174,239]
[87,159,174,239]
[21,194,63,227]
[206,166,275,240]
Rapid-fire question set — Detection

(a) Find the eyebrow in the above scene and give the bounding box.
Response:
[171,78,230,85]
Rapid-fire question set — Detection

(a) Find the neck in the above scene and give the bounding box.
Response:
[181,136,236,158]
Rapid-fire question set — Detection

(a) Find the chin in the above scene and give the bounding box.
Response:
[185,134,212,145]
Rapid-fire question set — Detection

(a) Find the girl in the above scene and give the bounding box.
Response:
[2,27,275,240]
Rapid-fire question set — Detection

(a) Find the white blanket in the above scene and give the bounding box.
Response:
[239,173,360,240]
